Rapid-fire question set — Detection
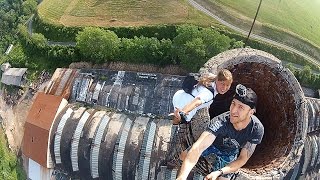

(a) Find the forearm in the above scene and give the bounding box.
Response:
[177,148,201,179]
[181,98,202,114]
[219,158,246,174]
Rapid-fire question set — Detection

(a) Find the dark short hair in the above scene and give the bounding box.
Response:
[234,84,257,109]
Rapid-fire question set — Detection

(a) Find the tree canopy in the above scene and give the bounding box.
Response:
[76,27,120,63]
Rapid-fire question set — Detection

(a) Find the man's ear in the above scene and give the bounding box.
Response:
[250,108,256,115]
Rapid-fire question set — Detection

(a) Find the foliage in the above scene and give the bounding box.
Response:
[22,0,37,16]
[230,40,245,49]
[0,128,26,180]
[31,33,47,49]
[33,16,179,42]
[118,36,174,66]
[173,25,232,71]
[0,0,37,56]
[76,27,120,63]
[286,64,320,89]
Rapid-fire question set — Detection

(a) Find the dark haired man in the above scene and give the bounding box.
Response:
[176,84,264,180]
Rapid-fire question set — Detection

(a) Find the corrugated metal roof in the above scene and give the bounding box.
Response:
[77,78,91,102]
[92,81,104,102]
[1,68,27,86]
[54,108,73,164]
[71,111,91,171]
[55,69,73,96]
[164,168,178,180]
[2,68,27,76]
[90,114,111,178]
[70,70,183,116]
[136,121,156,180]
[112,118,132,180]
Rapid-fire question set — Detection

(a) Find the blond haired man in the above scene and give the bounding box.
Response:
[171,69,233,124]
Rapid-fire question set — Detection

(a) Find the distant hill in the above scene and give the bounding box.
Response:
[204,0,320,48]
[37,0,217,27]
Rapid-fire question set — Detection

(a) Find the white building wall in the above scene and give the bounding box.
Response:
[28,159,53,180]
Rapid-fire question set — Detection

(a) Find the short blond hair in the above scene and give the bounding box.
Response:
[216,69,233,82]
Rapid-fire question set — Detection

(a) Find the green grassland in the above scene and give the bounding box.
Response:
[38,0,218,27]
[212,0,320,48]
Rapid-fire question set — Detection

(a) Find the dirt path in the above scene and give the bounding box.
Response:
[0,95,32,153]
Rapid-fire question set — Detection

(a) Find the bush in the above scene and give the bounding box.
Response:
[0,128,26,180]
[76,27,120,63]
[118,36,174,66]
[173,25,232,71]
[34,15,178,41]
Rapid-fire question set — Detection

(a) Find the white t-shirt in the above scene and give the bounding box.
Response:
[172,85,214,122]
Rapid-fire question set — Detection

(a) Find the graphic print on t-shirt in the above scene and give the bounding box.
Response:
[209,120,223,132]
[223,137,240,149]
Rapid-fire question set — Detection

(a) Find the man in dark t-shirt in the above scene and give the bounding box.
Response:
[177,84,264,180]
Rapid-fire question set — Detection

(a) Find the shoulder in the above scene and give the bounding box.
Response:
[251,115,264,130]
[194,85,211,92]
[173,90,191,102]
[173,89,185,96]
[207,112,230,134]
[247,115,264,144]
[193,85,213,96]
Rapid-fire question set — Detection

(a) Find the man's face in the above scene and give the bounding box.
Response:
[215,80,232,94]
[229,99,253,124]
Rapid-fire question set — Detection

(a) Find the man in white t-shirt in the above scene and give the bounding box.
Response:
[171,69,233,124]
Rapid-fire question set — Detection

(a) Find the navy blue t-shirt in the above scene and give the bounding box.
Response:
[205,111,264,155]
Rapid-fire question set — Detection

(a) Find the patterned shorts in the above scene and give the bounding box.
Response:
[202,146,238,179]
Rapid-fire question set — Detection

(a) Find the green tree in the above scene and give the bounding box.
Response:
[230,39,245,49]
[286,63,294,72]
[7,44,27,67]
[119,36,173,66]
[173,25,232,71]
[118,38,135,62]
[158,39,174,66]
[199,28,231,57]
[0,128,26,180]
[76,27,120,63]
[180,38,206,71]
[31,33,47,49]
[22,0,37,16]
[299,65,312,84]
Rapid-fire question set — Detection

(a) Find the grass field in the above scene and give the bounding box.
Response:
[38,0,218,27]
[211,0,320,47]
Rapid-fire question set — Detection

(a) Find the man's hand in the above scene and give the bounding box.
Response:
[174,107,182,120]
[204,171,221,180]
[176,132,216,179]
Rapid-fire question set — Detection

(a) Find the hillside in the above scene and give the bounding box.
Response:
[37,0,217,26]
[212,0,320,47]
[197,0,320,60]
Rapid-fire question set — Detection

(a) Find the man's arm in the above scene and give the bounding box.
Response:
[181,97,203,113]
[205,142,257,180]
[173,97,203,121]
[176,97,202,114]
[176,131,216,180]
